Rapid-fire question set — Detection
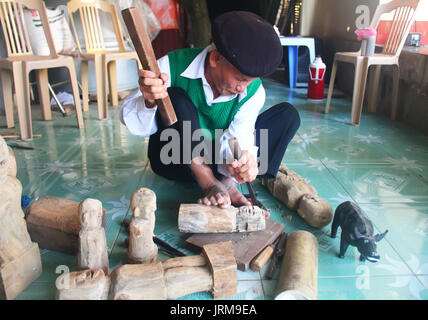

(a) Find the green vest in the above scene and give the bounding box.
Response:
[168,47,262,139]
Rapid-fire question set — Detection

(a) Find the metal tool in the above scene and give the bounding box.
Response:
[266,232,288,279]
[228,137,268,211]
[153,236,186,257]
[7,143,34,150]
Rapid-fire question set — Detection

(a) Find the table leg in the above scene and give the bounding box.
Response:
[288,46,298,89]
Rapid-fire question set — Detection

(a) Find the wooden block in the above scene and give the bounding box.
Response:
[202,241,237,299]
[26,196,106,254]
[186,219,284,271]
[0,243,42,300]
[56,269,111,300]
[109,262,167,300]
[164,266,213,299]
[178,204,267,233]
[121,7,177,126]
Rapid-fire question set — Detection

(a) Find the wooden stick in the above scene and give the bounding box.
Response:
[121,7,177,126]
[250,245,274,271]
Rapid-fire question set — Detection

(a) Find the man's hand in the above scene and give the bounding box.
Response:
[138,69,169,108]
[227,150,258,183]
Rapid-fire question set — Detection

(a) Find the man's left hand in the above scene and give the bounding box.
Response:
[227,150,258,183]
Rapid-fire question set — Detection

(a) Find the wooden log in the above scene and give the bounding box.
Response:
[56,269,110,300]
[128,188,158,264]
[297,194,333,228]
[250,245,274,271]
[274,231,318,300]
[26,196,106,254]
[109,262,167,300]
[109,241,237,300]
[178,204,267,233]
[121,7,177,126]
[203,241,237,299]
[0,136,42,300]
[161,255,206,270]
[164,266,213,299]
[77,199,109,274]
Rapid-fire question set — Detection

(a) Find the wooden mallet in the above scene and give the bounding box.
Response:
[121,7,177,126]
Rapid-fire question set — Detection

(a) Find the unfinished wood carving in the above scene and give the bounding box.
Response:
[178,204,267,233]
[56,269,110,300]
[128,188,158,264]
[297,194,333,228]
[262,164,317,210]
[109,241,236,300]
[0,136,42,300]
[26,196,106,254]
[262,164,333,228]
[77,199,109,274]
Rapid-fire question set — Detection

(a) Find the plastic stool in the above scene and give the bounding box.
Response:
[279,36,316,88]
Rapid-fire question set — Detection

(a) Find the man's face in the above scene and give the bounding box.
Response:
[207,51,257,98]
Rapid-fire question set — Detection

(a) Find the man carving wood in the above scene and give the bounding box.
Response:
[120,11,300,209]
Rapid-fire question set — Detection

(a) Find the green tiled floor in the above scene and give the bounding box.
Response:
[2,77,428,300]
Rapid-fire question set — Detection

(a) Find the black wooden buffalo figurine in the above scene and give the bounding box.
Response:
[331,201,388,262]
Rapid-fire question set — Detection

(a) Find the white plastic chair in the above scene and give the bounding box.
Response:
[325,0,420,125]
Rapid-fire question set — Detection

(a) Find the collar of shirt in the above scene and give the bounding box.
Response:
[180,45,247,106]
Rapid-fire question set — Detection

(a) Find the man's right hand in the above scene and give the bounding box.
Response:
[138,69,169,108]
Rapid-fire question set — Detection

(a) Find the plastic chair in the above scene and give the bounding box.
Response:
[67,0,141,120]
[325,0,420,125]
[0,0,84,140]
[279,36,316,88]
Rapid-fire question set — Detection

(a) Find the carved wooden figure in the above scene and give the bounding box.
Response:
[110,241,237,300]
[178,204,268,233]
[297,194,333,228]
[128,188,158,264]
[0,136,42,300]
[56,269,111,300]
[262,164,333,228]
[77,198,109,274]
[262,164,317,210]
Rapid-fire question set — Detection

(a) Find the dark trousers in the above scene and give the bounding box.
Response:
[148,87,300,182]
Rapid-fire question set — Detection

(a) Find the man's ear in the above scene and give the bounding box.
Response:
[208,50,222,68]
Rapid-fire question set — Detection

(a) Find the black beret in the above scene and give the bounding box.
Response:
[212,11,283,77]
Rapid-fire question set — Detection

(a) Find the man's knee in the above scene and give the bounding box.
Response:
[272,103,301,132]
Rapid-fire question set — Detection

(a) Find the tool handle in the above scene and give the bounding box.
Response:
[250,245,275,271]
[228,137,242,160]
[266,233,288,279]
[121,7,177,126]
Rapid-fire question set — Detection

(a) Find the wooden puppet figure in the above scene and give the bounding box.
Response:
[128,188,158,264]
[77,198,109,274]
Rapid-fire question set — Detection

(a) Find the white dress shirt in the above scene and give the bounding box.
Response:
[119,45,266,178]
